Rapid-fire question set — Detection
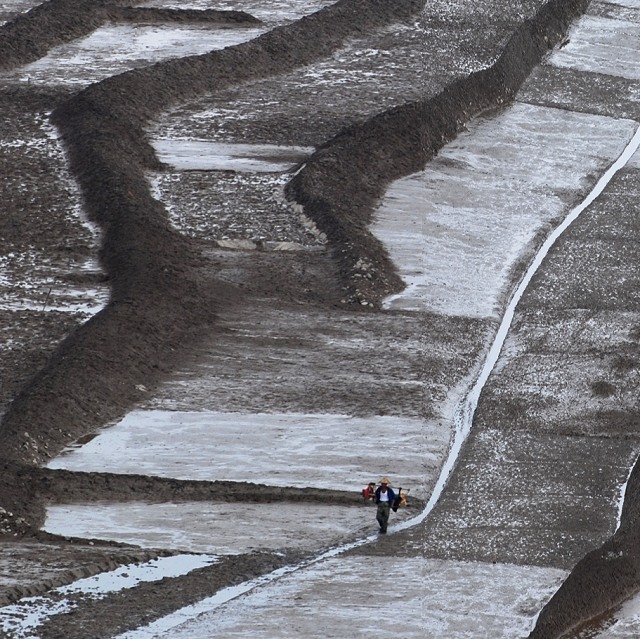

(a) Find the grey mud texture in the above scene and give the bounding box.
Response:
[1,0,638,637]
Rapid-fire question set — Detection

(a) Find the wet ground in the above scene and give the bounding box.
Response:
[0,0,639,637]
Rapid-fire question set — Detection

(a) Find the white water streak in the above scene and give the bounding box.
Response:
[616,451,640,532]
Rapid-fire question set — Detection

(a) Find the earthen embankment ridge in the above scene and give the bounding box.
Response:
[0,0,260,69]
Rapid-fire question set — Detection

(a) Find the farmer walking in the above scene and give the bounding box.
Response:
[375,477,396,534]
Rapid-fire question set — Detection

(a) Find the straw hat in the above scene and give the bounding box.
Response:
[380,477,391,485]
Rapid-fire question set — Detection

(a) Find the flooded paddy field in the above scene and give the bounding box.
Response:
[0,0,639,637]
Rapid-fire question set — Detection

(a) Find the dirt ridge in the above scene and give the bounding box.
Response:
[104,7,262,26]
[36,549,307,639]
[0,0,260,70]
[35,467,383,509]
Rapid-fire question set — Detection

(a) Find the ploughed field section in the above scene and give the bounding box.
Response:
[2,0,640,638]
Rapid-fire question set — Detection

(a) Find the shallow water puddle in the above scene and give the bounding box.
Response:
[114,557,567,639]
[0,554,217,639]
[0,254,108,313]
[48,410,438,498]
[371,103,637,317]
[549,13,640,81]
[152,140,313,172]
[43,502,400,555]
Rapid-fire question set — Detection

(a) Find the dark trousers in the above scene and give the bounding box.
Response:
[376,502,390,532]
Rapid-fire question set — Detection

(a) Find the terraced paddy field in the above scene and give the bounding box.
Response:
[0,1,639,637]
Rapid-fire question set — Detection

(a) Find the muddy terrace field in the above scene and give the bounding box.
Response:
[0,0,639,637]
